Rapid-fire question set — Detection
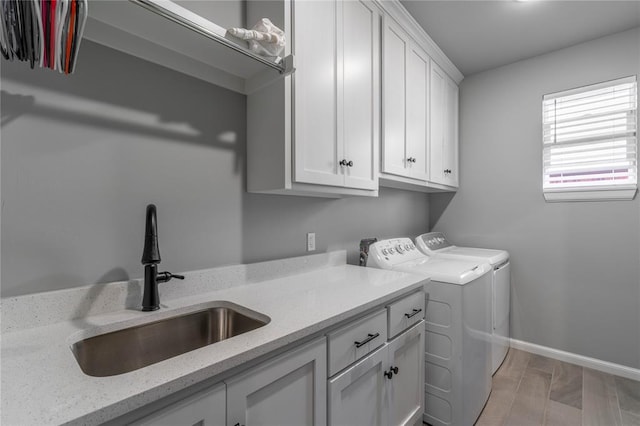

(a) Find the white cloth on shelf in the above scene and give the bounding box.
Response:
[228,18,285,61]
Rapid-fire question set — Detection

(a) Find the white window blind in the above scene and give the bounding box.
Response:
[542,76,637,201]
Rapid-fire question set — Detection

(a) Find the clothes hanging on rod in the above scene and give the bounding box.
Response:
[0,0,87,73]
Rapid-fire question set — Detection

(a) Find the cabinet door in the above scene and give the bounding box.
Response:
[405,45,429,181]
[429,62,446,185]
[341,0,379,190]
[443,77,459,186]
[429,62,459,188]
[387,321,425,426]
[328,344,389,426]
[293,0,343,188]
[226,337,327,426]
[132,383,226,426]
[382,18,408,177]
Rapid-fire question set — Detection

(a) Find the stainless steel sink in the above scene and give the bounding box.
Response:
[72,306,269,377]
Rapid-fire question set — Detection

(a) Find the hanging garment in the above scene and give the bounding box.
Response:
[0,0,87,74]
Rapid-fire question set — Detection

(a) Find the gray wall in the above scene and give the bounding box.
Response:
[1,41,430,298]
[430,27,640,369]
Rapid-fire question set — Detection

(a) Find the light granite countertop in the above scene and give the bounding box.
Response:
[1,251,426,425]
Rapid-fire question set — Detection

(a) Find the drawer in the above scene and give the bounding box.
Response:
[388,290,425,338]
[327,309,387,376]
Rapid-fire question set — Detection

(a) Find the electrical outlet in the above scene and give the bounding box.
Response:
[307,232,316,251]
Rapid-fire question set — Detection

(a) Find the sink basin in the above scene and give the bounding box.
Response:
[71,305,269,377]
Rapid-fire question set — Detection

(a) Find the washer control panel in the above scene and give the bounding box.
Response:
[367,238,425,269]
[416,232,452,253]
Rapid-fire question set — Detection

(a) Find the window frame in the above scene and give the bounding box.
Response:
[541,76,638,202]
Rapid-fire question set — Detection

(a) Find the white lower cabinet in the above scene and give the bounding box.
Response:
[328,321,425,426]
[128,291,425,426]
[131,382,226,426]
[387,322,425,426]
[226,336,327,426]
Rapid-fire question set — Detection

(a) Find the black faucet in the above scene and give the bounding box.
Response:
[141,204,184,311]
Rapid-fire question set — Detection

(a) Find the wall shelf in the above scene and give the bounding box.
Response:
[84,0,292,94]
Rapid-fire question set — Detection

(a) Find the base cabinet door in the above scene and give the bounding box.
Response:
[327,321,425,426]
[226,337,327,426]
[387,322,425,426]
[328,345,389,426]
[131,383,226,426]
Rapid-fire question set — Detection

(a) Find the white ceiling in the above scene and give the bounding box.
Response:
[400,1,640,76]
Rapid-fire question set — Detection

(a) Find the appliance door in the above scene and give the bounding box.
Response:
[492,261,510,373]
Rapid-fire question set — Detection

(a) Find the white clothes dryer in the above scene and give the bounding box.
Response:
[416,232,510,375]
[367,238,492,426]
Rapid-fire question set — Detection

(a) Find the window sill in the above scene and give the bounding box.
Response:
[543,187,637,202]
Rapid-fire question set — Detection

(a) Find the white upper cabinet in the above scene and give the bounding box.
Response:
[429,62,459,187]
[341,0,380,191]
[247,0,380,197]
[377,0,462,193]
[381,17,429,183]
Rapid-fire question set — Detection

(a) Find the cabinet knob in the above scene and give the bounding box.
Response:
[384,370,394,379]
[390,366,399,374]
[339,159,348,167]
[347,160,353,167]
[407,157,416,163]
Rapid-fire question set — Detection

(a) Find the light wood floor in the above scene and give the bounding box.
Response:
[475,348,640,426]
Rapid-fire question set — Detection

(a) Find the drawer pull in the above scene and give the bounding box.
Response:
[354,332,380,348]
[404,308,422,319]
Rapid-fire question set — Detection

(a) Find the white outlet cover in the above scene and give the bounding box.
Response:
[307,233,316,251]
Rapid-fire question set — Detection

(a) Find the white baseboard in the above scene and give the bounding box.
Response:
[510,339,640,381]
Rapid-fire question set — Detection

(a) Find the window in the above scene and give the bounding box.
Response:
[542,76,637,201]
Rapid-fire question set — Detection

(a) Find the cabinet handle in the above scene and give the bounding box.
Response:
[354,332,380,348]
[404,308,422,318]
[444,169,452,174]
[347,160,353,167]
[234,423,245,426]
[339,159,348,167]
[390,366,399,374]
[407,157,416,163]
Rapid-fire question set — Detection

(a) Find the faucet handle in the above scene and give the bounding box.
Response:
[157,271,185,283]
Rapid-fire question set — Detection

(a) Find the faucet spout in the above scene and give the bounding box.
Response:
[141,204,160,265]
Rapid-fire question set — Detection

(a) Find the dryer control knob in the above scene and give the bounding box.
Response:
[396,245,404,254]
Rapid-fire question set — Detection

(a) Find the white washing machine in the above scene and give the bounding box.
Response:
[416,232,510,375]
[367,238,492,426]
